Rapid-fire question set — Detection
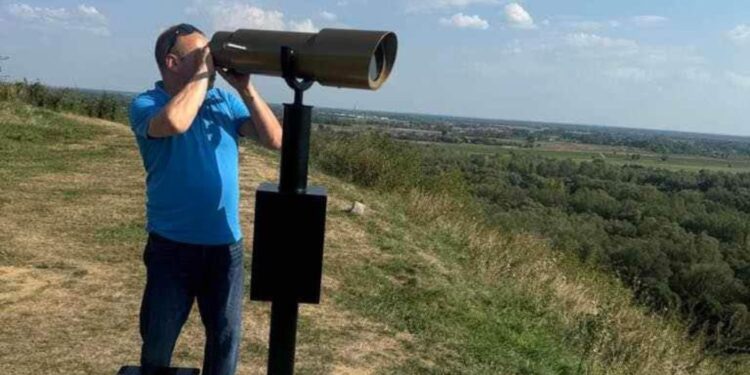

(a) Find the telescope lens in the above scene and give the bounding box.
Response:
[369,44,385,82]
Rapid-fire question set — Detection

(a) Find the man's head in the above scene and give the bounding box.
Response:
[154,23,214,88]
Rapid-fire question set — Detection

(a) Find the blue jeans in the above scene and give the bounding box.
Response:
[139,232,244,375]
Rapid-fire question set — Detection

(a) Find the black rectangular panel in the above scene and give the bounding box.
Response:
[250,183,327,303]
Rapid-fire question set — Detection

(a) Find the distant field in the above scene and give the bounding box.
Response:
[422,141,750,173]
[321,122,750,173]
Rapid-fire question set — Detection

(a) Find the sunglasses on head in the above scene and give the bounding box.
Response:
[164,23,203,56]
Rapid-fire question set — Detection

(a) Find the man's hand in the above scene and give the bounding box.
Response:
[147,45,214,138]
[192,45,215,82]
[217,68,251,94]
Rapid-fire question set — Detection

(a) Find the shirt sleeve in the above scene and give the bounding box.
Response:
[222,90,252,137]
[129,94,162,140]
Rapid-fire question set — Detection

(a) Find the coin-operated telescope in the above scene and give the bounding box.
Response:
[217,28,397,375]
[210,28,397,90]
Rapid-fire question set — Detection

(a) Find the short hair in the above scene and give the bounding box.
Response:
[154,23,205,71]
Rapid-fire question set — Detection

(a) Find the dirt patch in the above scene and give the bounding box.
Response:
[0,266,63,306]
[61,113,129,130]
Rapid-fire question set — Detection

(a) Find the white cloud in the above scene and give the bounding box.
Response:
[565,33,638,50]
[631,15,668,28]
[726,71,750,89]
[210,4,285,30]
[8,3,66,20]
[483,32,711,94]
[319,11,337,21]
[504,3,535,30]
[556,16,663,32]
[435,0,498,6]
[289,19,318,33]
[683,67,713,84]
[501,30,702,84]
[6,3,109,36]
[727,25,750,45]
[501,39,523,55]
[440,13,489,30]
[565,21,604,32]
[77,4,106,23]
[407,0,499,13]
[606,66,650,82]
[196,2,319,33]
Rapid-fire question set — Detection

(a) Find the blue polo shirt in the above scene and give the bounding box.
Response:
[128,81,251,245]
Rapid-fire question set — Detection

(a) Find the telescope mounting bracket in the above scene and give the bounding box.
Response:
[280,46,314,105]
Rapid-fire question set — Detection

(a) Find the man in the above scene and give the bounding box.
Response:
[128,23,282,375]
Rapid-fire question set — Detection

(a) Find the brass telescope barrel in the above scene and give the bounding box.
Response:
[210,28,398,90]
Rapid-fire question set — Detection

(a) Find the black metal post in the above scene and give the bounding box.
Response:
[264,46,315,375]
[278,97,312,194]
[267,301,300,374]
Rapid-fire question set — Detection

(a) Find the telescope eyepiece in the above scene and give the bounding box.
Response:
[369,44,385,82]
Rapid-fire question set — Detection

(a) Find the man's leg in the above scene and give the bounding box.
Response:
[197,240,245,375]
[139,235,196,373]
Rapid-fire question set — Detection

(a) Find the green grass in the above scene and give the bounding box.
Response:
[327,196,587,374]
[337,255,584,374]
[0,101,114,186]
[94,221,147,246]
[3,102,749,374]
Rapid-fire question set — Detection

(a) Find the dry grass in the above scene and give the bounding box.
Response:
[0,107,408,374]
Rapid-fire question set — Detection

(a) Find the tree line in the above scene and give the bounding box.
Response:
[0,80,129,123]
[457,153,750,351]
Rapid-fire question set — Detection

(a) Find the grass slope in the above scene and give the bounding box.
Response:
[0,102,746,374]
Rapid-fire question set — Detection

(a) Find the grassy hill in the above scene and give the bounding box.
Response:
[1,102,747,374]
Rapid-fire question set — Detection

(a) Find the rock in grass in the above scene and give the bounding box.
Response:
[349,201,366,216]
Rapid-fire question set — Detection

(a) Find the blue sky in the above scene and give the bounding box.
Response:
[1,1,750,135]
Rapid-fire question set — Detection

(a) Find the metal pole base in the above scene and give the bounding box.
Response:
[117,366,200,375]
[267,301,300,375]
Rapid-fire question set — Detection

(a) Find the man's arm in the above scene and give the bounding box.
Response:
[147,46,213,138]
[237,84,282,150]
[217,69,282,150]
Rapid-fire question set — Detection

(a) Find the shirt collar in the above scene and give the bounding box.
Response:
[154,81,170,98]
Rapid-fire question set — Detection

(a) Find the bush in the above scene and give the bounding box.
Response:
[0,80,129,123]
[311,130,469,199]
